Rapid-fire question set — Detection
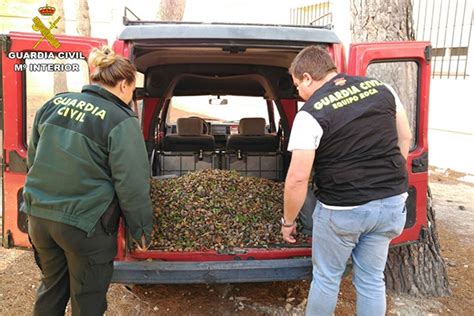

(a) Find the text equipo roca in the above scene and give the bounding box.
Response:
[7,51,85,59]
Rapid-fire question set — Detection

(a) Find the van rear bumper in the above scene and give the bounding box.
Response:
[112,258,312,284]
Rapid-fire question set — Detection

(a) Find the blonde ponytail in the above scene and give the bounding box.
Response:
[89,46,116,68]
[89,46,136,86]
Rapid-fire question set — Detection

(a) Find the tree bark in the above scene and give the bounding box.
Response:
[385,189,451,296]
[351,0,415,42]
[76,0,91,37]
[50,0,67,94]
[157,0,186,21]
[351,0,451,296]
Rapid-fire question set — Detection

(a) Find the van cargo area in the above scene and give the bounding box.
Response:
[2,21,430,284]
[147,170,312,253]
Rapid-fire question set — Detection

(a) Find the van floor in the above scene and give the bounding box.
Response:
[0,168,472,315]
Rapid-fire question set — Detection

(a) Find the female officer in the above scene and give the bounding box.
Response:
[23,46,153,316]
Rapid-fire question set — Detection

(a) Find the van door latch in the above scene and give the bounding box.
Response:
[412,151,428,173]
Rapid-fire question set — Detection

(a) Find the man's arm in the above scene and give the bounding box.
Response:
[282,149,315,243]
[396,106,412,160]
[385,84,412,160]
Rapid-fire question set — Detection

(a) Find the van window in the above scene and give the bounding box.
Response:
[135,72,144,88]
[366,61,418,150]
[24,57,89,144]
[167,95,272,125]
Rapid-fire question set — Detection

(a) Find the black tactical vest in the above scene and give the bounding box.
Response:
[300,74,408,206]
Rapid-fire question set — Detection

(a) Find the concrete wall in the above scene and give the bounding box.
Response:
[428,79,474,174]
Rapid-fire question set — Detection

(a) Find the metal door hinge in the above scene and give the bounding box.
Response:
[0,35,11,54]
[424,46,432,64]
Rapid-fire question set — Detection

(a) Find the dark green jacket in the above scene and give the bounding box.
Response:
[22,85,153,241]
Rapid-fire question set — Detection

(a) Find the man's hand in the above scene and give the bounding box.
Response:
[134,235,151,252]
[282,149,314,244]
[281,223,297,243]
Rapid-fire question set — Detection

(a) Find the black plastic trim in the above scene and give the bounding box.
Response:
[3,230,13,248]
[17,188,27,233]
[424,45,432,64]
[8,151,27,173]
[118,23,340,44]
[112,258,312,284]
[405,187,416,229]
[0,35,11,53]
[412,151,429,173]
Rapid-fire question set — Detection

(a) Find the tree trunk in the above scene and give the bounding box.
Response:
[351,0,451,296]
[76,0,91,37]
[351,0,415,42]
[351,0,417,111]
[157,0,186,21]
[50,0,67,94]
[385,189,451,296]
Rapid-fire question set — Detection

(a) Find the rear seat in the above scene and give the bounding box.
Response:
[225,117,282,180]
[226,117,279,152]
[157,117,217,176]
[156,117,282,180]
[162,117,215,151]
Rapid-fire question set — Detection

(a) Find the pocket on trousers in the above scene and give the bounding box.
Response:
[382,206,407,239]
[88,250,116,265]
[328,209,366,236]
[81,251,116,291]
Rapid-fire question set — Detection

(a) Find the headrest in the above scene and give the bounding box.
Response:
[177,117,203,136]
[239,117,266,136]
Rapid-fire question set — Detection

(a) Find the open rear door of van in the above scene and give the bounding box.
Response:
[347,41,431,245]
[1,32,106,248]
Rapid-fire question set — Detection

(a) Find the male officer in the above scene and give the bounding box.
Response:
[282,46,411,315]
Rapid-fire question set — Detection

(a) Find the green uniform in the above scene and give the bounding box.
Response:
[22,85,153,316]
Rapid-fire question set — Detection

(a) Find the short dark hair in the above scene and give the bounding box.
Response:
[289,46,337,81]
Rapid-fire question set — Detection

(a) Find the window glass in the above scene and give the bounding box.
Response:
[135,72,144,88]
[167,95,270,125]
[366,61,418,149]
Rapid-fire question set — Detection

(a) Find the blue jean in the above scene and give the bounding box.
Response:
[306,194,407,316]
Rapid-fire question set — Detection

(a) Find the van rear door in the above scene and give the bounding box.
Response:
[1,32,106,248]
[347,41,431,245]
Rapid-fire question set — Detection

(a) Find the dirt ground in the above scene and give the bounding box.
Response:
[0,167,472,315]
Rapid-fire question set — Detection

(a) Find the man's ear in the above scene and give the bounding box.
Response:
[302,73,313,87]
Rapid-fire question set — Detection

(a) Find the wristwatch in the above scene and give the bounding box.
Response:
[281,217,295,227]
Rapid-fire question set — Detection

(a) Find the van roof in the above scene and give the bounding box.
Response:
[118,22,340,45]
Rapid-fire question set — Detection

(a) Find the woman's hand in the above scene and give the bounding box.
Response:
[134,235,151,252]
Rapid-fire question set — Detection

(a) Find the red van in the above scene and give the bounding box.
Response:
[0,21,430,283]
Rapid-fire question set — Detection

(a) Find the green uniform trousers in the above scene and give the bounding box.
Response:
[28,215,117,316]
